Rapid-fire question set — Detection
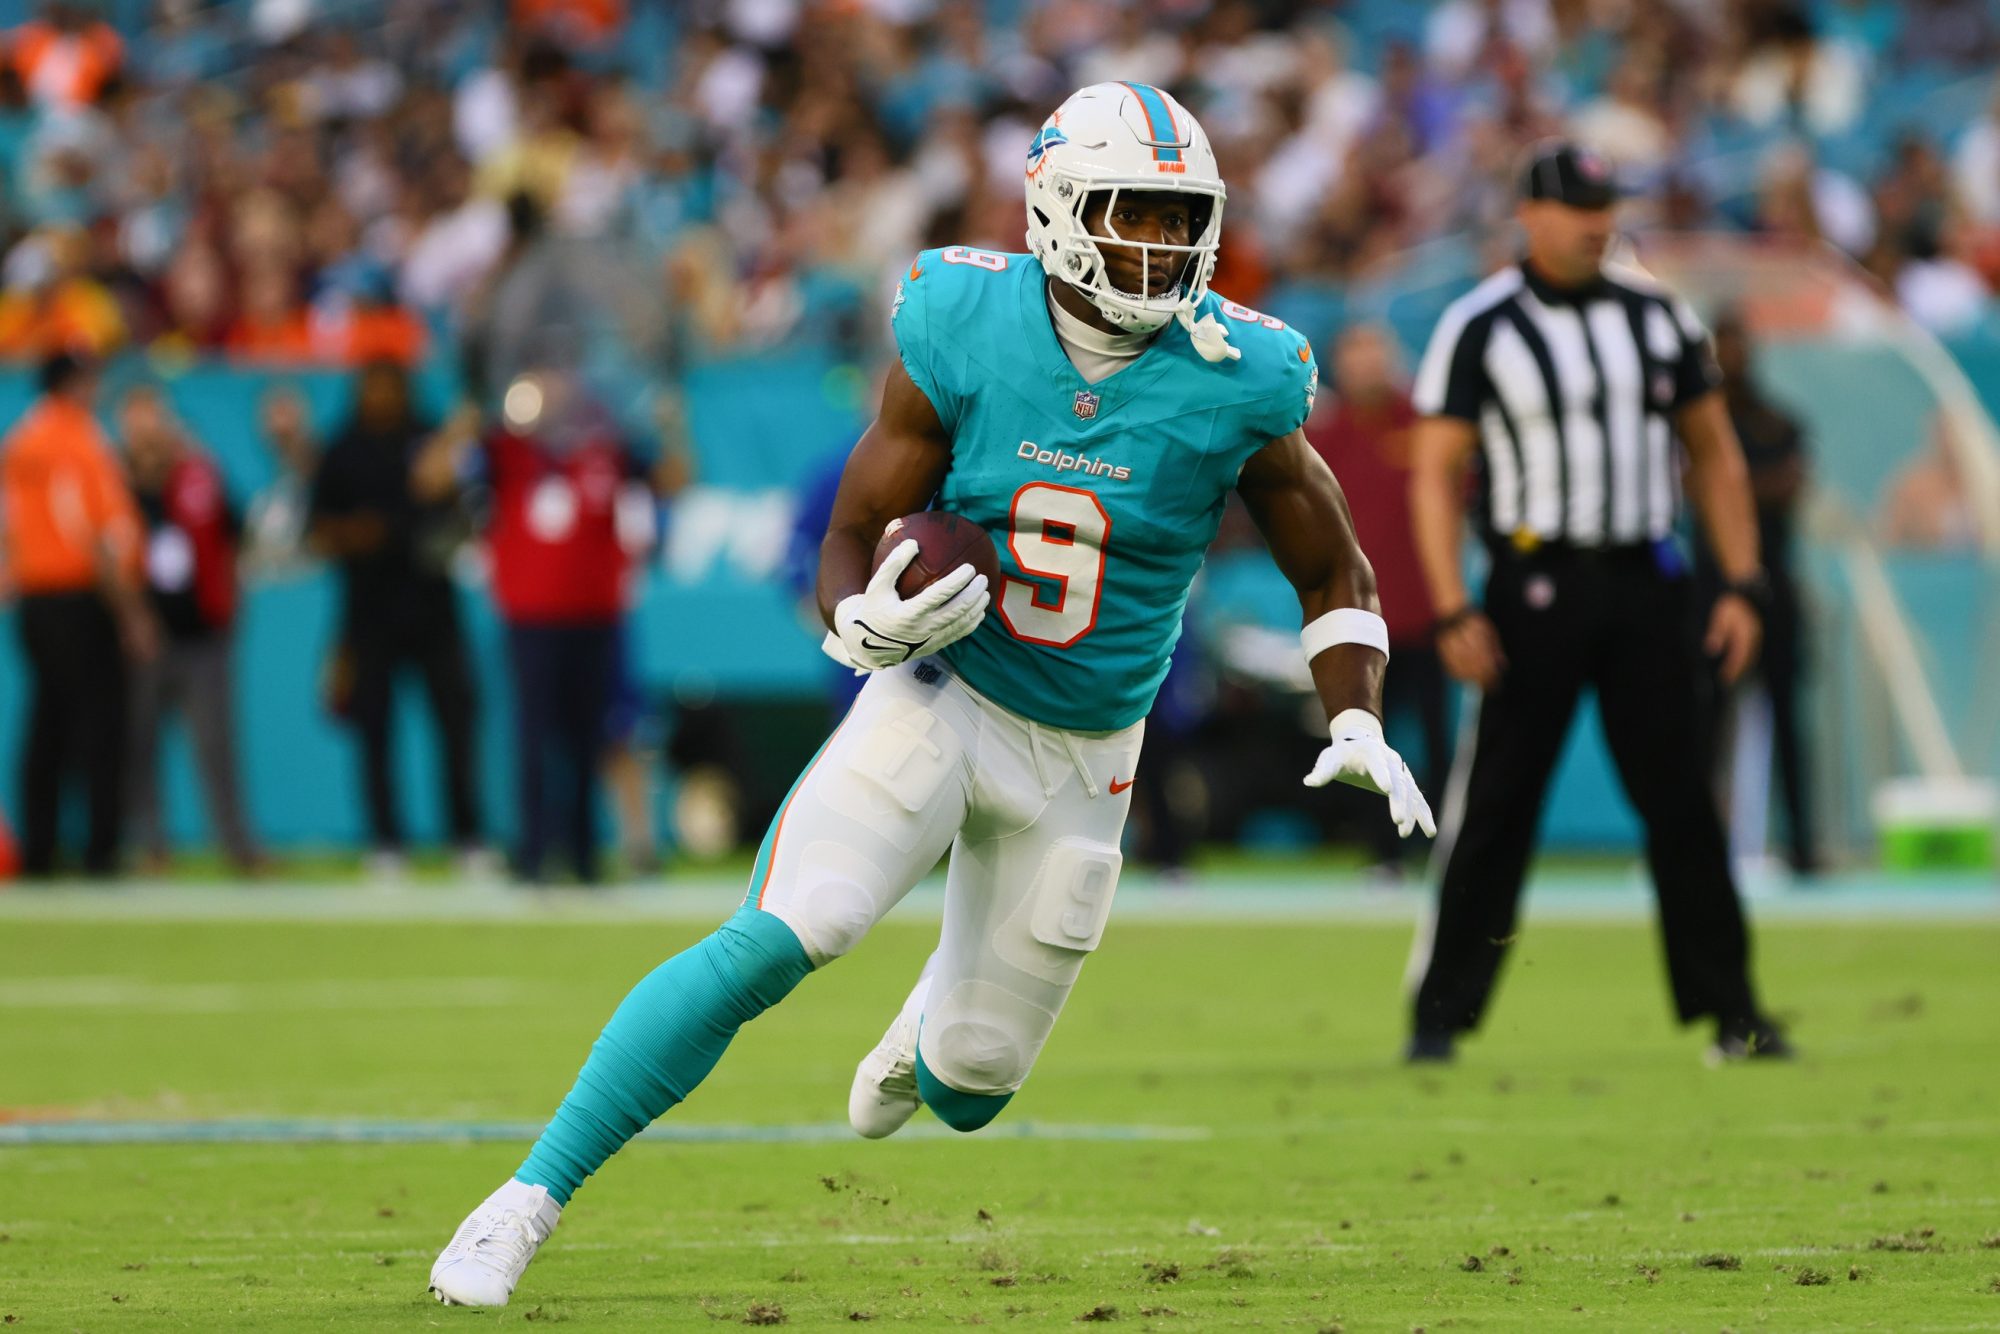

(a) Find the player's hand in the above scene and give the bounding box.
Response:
[1437,608,1506,690]
[1303,708,1437,839]
[824,538,990,671]
[1706,592,1762,685]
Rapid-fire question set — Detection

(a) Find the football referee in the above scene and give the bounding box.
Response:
[1404,143,1792,1064]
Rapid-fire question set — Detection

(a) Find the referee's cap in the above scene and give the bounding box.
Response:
[1521,141,1621,210]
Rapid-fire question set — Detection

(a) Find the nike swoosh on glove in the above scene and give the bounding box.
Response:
[822,537,990,672]
[1303,708,1438,838]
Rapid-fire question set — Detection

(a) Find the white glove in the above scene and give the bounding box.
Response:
[1303,708,1438,839]
[821,538,990,672]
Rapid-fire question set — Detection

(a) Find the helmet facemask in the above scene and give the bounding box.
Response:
[1034,172,1225,334]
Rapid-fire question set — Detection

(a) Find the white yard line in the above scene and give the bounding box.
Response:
[9,1111,1999,1147]
[0,1118,1211,1147]
[0,976,534,1011]
[0,874,1993,924]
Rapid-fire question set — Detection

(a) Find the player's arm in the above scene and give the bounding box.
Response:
[1238,429,1383,717]
[1239,429,1435,838]
[1409,413,1506,689]
[1677,390,1763,684]
[815,360,990,669]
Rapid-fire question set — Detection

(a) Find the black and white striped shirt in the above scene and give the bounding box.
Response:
[1411,261,1721,547]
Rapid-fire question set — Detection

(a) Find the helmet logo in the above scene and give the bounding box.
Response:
[1026,125,1069,179]
[1072,389,1101,420]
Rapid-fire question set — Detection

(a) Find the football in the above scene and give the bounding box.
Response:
[872,510,1003,600]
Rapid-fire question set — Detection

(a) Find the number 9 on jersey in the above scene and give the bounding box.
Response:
[998,482,1110,648]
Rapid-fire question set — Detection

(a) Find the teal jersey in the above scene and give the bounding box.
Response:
[891,247,1319,731]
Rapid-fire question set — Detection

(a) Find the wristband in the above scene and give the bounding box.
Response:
[1301,607,1389,661]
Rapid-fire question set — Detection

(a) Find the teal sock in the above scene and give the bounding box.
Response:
[916,1049,1013,1133]
[516,906,812,1204]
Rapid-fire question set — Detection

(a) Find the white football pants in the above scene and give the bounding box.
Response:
[749,658,1142,1097]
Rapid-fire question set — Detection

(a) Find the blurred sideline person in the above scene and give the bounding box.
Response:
[1407,143,1792,1064]
[243,385,322,577]
[308,359,485,874]
[1879,414,1979,551]
[119,385,261,874]
[598,624,657,875]
[0,352,154,876]
[1701,312,1819,876]
[1306,323,1450,874]
[598,399,692,876]
[414,372,662,884]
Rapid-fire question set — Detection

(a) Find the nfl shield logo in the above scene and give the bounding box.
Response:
[1072,389,1100,420]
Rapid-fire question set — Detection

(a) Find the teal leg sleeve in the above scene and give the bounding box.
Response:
[916,1049,1013,1133]
[516,906,812,1203]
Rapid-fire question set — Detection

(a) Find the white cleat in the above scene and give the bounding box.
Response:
[849,1006,922,1139]
[429,1179,561,1307]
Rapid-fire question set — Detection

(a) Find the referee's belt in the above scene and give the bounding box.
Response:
[1484,535,1658,564]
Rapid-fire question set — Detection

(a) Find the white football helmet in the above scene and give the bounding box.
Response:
[1025,82,1227,343]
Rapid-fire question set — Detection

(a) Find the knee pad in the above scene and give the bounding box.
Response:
[919,978,1043,1096]
[765,838,894,963]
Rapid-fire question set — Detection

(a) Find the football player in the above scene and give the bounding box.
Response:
[430,82,1434,1308]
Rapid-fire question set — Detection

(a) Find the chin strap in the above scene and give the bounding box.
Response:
[1178,305,1240,363]
[1078,281,1239,364]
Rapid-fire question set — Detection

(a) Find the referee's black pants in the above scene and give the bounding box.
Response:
[1412,547,1760,1037]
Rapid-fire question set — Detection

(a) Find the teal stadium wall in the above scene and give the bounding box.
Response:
[0,344,1991,856]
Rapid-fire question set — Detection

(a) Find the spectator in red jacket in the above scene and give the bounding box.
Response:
[119,385,262,874]
[1306,323,1451,873]
[417,372,657,883]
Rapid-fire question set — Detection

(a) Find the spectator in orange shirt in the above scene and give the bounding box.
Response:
[0,352,157,876]
[8,3,122,109]
[225,262,315,363]
[311,268,427,367]
[0,227,128,359]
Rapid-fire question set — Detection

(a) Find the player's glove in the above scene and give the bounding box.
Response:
[1303,708,1438,839]
[821,538,991,672]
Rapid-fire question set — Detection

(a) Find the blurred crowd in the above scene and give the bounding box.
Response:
[1,0,2000,376]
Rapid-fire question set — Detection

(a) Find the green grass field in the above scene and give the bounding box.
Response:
[4,901,1999,1331]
